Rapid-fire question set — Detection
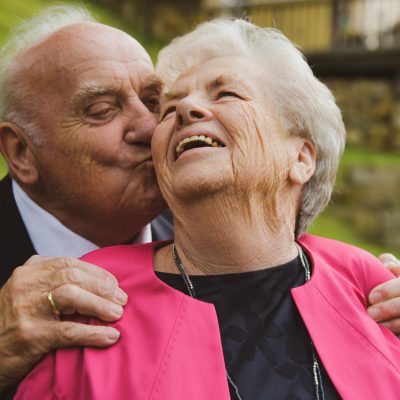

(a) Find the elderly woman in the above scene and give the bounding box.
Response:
[16,20,400,400]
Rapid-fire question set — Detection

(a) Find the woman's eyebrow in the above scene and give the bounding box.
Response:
[161,90,183,102]
[206,73,252,93]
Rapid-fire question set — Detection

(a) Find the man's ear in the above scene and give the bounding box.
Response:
[288,139,316,185]
[0,122,39,184]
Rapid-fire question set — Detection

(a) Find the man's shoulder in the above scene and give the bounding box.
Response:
[151,209,174,241]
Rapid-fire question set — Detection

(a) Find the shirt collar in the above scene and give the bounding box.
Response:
[12,180,152,258]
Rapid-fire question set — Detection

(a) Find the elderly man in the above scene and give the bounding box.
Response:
[0,4,399,399]
[0,5,172,398]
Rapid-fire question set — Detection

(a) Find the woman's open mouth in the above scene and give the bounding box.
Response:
[176,135,225,158]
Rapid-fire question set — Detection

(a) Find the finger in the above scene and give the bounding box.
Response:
[23,256,119,287]
[23,255,51,266]
[50,284,124,322]
[386,263,400,277]
[48,267,127,305]
[367,297,400,323]
[378,253,400,271]
[46,257,120,285]
[381,318,400,335]
[369,278,400,305]
[48,321,120,349]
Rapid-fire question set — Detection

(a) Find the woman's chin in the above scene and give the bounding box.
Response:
[169,168,231,203]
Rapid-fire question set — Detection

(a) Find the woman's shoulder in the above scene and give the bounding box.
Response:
[79,241,170,280]
[299,233,393,292]
[299,233,378,263]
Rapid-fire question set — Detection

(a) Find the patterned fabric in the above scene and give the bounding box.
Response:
[157,257,341,399]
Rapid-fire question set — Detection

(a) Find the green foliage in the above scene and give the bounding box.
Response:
[0,0,160,58]
[0,156,6,178]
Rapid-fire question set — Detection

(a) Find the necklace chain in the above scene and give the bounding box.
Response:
[172,243,325,400]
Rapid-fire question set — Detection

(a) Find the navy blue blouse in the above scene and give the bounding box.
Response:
[157,256,341,399]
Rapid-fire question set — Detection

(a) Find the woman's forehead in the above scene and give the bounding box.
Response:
[166,56,265,95]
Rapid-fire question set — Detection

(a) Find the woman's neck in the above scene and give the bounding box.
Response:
[157,194,298,275]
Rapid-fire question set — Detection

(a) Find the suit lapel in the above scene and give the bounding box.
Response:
[151,209,174,242]
[0,176,35,286]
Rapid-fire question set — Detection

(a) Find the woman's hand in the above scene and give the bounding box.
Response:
[368,253,400,334]
[0,255,127,390]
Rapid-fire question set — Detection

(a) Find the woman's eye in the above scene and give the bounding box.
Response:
[161,106,176,120]
[216,91,241,99]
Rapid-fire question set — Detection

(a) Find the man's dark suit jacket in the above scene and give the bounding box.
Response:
[0,175,174,287]
[0,174,174,398]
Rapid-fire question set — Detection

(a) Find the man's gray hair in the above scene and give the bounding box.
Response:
[0,5,96,144]
[156,19,346,237]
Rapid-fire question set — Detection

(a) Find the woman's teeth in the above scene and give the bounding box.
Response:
[176,135,223,156]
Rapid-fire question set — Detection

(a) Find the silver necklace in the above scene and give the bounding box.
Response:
[172,242,325,400]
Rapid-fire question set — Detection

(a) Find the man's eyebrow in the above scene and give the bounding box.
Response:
[70,82,117,110]
[141,76,163,93]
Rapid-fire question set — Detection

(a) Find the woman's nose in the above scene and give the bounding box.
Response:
[175,99,212,129]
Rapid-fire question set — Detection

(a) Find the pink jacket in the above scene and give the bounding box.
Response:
[15,235,400,399]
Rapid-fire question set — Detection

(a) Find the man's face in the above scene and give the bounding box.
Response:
[19,23,166,242]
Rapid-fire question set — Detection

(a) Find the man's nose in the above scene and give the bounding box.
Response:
[175,98,212,130]
[124,101,158,145]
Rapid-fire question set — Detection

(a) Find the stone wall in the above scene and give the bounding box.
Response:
[333,165,400,252]
[324,78,400,151]
[323,77,400,253]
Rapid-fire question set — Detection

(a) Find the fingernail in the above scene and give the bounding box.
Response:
[111,303,123,317]
[369,291,382,304]
[106,329,120,342]
[115,288,128,305]
[367,306,381,320]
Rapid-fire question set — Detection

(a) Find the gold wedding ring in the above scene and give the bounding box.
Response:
[47,291,61,316]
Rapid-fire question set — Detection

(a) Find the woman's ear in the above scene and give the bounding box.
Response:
[0,122,39,184]
[288,139,316,185]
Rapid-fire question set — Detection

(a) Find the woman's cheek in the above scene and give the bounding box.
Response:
[152,121,173,163]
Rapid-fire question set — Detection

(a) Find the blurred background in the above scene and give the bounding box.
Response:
[0,0,399,256]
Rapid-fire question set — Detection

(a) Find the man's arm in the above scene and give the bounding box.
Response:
[368,253,400,333]
[0,256,127,391]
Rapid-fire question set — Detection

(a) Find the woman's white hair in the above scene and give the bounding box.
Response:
[0,4,96,144]
[156,19,346,237]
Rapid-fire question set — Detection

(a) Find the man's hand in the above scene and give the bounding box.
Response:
[0,256,127,390]
[368,253,400,333]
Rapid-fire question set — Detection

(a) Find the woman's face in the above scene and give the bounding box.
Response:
[152,56,296,206]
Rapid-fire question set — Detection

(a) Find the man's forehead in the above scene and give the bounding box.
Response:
[25,21,151,75]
